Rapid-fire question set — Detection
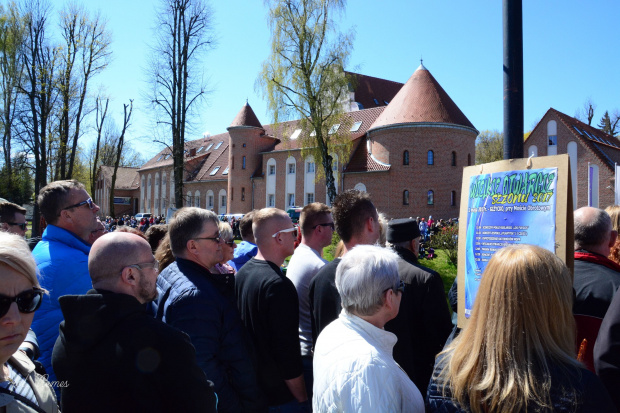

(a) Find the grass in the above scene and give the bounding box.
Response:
[419,249,457,296]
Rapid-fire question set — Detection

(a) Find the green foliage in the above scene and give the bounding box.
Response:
[598,110,619,137]
[0,157,33,204]
[322,231,341,261]
[475,129,504,164]
[419,249,457,297]
[258,0,355,203]
[429,225,459,267]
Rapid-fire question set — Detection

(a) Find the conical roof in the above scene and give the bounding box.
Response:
[228,102,263,129]
[368,64,476,132]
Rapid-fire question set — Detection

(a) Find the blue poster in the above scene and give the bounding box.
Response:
[464,167,557,317]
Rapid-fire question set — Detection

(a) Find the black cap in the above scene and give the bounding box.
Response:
[387,218,421,243]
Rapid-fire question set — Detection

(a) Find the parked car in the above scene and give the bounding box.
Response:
[135,213,152,221]
[286,207,303,224]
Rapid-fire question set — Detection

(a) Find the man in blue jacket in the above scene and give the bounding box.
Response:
[153,207,265,413]
[32,180,101,384]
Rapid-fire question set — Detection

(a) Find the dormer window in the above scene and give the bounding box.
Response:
[214,141,223,150]
[210,166,220,176]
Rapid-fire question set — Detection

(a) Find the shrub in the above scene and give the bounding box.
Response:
[430,224,458,266]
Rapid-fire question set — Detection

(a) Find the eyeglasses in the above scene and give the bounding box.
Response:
[62,197,96,211]
[272,227,298,238]
[0,288,44,318]
[127,260,160,273]
[313,222,335,231]
[5,222,27,230]
[384,280,405,295]
[193,233,222,244]
[224,240,235,247]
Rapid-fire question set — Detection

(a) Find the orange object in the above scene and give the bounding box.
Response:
[577,338,588,362]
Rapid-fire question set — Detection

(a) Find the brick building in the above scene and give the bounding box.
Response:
[137,64,478,219]
[94,166,140,216]
[524,108,620,209]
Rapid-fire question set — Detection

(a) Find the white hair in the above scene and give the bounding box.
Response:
[335,245,400,316]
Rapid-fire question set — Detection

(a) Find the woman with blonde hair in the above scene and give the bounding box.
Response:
[426,244,614,412]
[0,232,58,412]
[210,221,235,275]
[605,205,620,265]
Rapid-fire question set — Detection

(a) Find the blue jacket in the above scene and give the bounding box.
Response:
[228,241,257,271]
[152,258,266,413]
[32,224,92,384]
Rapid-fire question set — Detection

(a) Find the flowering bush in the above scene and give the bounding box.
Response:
[430,224,459,266]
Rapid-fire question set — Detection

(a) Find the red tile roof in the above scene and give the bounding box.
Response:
[369,64,476,132]
[229,102,263,129]
[99,166,140,189]
[345,71,404,110]
[344,137,391,173]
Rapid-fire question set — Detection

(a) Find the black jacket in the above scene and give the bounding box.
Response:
[427,354,616,413]
[573,251,620,318]
[594,287,620,412]
[152,258,266,413]
[385,246,452,392]
[52,289,216,413]
[309,258,342,345]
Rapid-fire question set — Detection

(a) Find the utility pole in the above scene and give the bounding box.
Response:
[503,0,524,159]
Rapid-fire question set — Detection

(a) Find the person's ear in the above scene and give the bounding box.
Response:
[120,266,137,286]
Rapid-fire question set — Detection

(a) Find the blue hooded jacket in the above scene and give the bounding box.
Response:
[32,224,92,384]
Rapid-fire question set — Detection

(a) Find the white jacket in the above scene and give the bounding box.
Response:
[313,310,424,413]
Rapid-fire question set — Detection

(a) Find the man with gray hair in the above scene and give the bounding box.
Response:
[573,206,620,318]
[235,208,308,410]
[152,207,265,413]
[313,245,424,412]
[31,179,100,384]
[52,232,216,412]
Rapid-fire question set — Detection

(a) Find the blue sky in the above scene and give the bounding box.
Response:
[45,0,620,160]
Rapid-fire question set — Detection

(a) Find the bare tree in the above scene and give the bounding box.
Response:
[109,100,132,217]
[90,94,108,200]
[258,0,354,204]
[57,4,111,180]
[575,98,597,126]
[148,0,214,208]
[0,2,25,197]
[18,0,59,235]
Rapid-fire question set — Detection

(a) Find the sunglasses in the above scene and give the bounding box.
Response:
[0,288,44,318]
[5,222,27,230]
[313,222,335,231]
[272,227,298,238]
[62,197,96,211]
[384,280,405,295]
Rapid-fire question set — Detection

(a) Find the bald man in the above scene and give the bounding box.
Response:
[52,232,216,413]
[235,208,308,411]
[573,206,620,318]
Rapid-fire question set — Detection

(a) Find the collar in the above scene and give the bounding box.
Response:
[574,250,620,272]
[339,310,397,355]
[43,224,91,253]
[392,245,418,263]
[176,257,234,288]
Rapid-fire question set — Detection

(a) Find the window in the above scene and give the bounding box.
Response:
[186,191,192,205]
[194,191,200,208]
[222,167,229,175]
[288,163,296,174]
[307,162,315,173]
[427,150,434,165]
[403,190,409,205]
[221,195,227,207]
[468,154,471,166]
[231,188,233,201]
[206,143,214,151]
[451,191,456,206]
[427,190,434,205]
[241,187,245,201]
[242,156,246,169]
[328,124,340,134]
[373,98,379,105]
[197,146,204,153]
[268,165,276,175]
[157,155,164,162]
[210,166,220,176]
[548,135,557,146]
[268,194,275,207]
[290,129,302,140]
[451,151,456,166]
[403,150,409,166]
[547,120,558,156]
[288,194,295,206]
[306,193,314,204]
[208,193,214,208]
[350,121,362,132]
[214,141,224,150]
[354,183,366,192]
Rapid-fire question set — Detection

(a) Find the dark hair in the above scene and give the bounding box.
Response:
[239,210,256,241]
[300,203,331,238]
[37,180,85,225]
[0,201,26,223]
[169,207,218,257]
[332,190,377,243]
[145,224,168,253]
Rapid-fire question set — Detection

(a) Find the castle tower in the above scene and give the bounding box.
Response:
[227,102,276,213]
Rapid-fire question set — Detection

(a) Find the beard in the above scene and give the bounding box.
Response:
[137,275,158,303]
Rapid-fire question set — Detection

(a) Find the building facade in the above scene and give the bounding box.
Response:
[524,108,620,209]
[94,166,140,216]
[137,65,478,220]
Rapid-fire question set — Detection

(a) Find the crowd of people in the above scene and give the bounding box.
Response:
[1,180,620,412]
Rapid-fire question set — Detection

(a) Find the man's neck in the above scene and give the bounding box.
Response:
[255,250,284,267]
[53,223,90,244]
[300,238,323,254]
